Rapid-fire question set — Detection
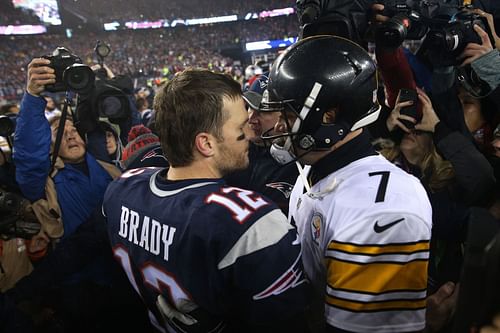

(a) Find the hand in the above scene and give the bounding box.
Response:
[414,89,440,133]
[370,3,389,24]
[480,314,500,333]
[458,24,494,67]
[386,90,417,133]
[473,9,500,50]
[425,281,459,332]
[26,58,55,97]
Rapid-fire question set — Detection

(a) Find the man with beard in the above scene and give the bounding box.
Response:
[102,69,310,333]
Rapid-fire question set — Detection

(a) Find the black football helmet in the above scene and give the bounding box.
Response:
[261,35,380,162]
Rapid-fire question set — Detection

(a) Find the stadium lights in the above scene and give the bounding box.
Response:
[245,37,298,51]
[103,7,295,31]
[0,25,47,35]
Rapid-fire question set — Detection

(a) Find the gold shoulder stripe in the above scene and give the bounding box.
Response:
[327,258,428,293]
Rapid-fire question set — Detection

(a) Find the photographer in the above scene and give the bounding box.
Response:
[13,57,121,240]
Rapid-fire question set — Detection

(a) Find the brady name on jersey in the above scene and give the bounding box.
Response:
[103,167,310,333]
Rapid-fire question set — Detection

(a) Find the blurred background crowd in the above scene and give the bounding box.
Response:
[0,0,499,332]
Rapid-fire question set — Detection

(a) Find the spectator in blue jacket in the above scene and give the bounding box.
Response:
[13,57,121,240]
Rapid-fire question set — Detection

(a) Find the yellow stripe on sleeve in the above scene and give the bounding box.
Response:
[327,258,428,294]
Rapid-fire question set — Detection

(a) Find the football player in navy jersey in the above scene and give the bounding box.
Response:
[261,36,432,333]
[225,75,299,215]
[102,69,310,333]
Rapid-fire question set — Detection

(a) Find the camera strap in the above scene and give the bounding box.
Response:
[50,92,72,173]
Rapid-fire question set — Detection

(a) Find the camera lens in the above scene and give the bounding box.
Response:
[100,96,124,119]
[376,14,410,48]
[63,64,95,93]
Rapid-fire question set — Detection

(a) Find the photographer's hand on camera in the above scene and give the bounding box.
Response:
[414,89,440,133]
[371,3,389,24]
[26,58,55,97]
[458,25,494,67]
[473,9,500,50]
[386,91,416,133]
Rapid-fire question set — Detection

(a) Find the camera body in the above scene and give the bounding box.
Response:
[421,11,487,67]
[375,0,429,48]
[375,0,428,47]
[42,47,95,93]
[0,191,41,240]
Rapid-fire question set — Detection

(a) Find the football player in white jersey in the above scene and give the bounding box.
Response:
[261,35,433,332]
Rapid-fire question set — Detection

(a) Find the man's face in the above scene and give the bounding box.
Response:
[248,107,280,146]
[214,96,251,175]
[51,120,86,163]
[106,131,117,155]
[273,109,308,158]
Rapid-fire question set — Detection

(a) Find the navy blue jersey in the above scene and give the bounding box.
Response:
[103,167,309,333]
[225,143,298,215]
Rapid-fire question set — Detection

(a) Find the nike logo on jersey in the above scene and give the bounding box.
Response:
[373,218,405,233]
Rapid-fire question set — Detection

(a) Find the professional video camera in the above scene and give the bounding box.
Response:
[75,41,132,135]
[0,191,41,240]
[42,47,95,93]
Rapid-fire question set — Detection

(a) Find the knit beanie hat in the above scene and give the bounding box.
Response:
[121,125,168,170]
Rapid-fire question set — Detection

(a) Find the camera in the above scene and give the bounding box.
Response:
[375,0,429,48]
[419,10,489,67]
[42,47,95,93]
[0,191,41,240]
[296,0,372,44]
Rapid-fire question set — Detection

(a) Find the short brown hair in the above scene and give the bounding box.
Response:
[153,69,242,167]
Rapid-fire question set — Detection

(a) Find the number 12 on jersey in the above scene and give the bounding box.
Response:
[205,187,269,224]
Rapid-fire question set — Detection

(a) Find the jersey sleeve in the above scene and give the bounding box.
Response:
[216,208,310,328]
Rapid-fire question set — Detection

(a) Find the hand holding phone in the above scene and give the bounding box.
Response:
[397,88,419,129]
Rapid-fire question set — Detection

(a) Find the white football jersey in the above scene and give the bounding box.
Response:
[289,155,432,333]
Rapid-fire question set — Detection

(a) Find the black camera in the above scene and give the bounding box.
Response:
[419,11,489,67]
[375,0,429,48]
[0,191,41,240]
[296,0,372,44]
[42,47,95,93]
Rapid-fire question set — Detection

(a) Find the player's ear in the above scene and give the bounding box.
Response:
[194,132,215,158]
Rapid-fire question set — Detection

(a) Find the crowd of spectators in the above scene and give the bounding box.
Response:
[0,1,498,332]
[61,0,294,23]
[0,15,298,102]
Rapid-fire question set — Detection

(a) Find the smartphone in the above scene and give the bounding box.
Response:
[398,88,418,129]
